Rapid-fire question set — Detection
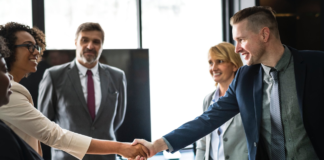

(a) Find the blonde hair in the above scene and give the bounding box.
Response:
[208,42,243,86]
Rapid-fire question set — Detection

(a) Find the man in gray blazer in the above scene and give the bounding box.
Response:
[38,22,127,160]
[196,91,248,160]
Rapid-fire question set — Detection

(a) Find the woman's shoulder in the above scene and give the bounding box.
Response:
[8,81,33,104]
[11,81,29,94]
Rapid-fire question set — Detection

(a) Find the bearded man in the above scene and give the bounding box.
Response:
[38,22,127,160]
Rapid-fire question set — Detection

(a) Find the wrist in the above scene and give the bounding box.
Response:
[114,142,126,154]
[152,138,168,153]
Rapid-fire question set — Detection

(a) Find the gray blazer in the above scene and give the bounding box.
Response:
[38,61,127,160]
[195,91,248,160]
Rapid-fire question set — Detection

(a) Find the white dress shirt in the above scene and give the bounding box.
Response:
[209,87,228,160]
[75,60,102,114]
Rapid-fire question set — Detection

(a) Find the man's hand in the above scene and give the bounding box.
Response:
[128,138,169,160]
[118,143,149,159]
[132,139,157,157]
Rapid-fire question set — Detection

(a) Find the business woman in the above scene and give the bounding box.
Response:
[195,42,247,160]
[0,36,44,160]
[0,22,147,160]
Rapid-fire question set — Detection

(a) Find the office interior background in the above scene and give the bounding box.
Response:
[0,0,323,159]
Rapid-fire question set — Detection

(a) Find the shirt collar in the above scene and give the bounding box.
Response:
[75,59,99,76]
[261,44,292,77]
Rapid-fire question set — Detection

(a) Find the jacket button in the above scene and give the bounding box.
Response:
[225,155,229,159]
[254,142,257,147]
[224,138,228,142]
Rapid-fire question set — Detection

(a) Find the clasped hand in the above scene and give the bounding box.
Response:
[119,143,150,159]
[127,139,158,160]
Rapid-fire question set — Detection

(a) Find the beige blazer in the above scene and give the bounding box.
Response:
[0,81,92,159]
[195,90,248,160]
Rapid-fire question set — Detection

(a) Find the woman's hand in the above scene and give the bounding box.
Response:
[118,143,149,159]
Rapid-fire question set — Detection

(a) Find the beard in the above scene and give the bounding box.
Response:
[247,43,266,66]
[80,48,98,64]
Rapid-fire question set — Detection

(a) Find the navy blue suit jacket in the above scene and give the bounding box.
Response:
[164,46,324,160]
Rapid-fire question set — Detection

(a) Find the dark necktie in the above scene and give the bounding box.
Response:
[87,70,95,120]
[270,69,285,160]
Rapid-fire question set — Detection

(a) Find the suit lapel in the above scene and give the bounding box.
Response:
[93,64,117,123]
[67,61,91,119]
[290,47,306,120]
[253,66,263,139]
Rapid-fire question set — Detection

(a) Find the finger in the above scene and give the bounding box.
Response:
[131,139,139,146]
[137,146,147,158]
[131,155,139,160]
[141,145,150,157]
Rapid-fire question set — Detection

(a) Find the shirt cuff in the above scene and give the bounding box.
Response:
[162,137,174,152]
[65,130,92,160]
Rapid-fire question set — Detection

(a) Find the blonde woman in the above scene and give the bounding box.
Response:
[195,42,247,160]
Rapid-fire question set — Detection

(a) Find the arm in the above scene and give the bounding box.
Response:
[132,75,241,158]
[87,139,149,158]
[1,84,148,159]
[114,71,127,131]
[196,94,212,160]
[163,77,239,152]
[196,136,207,160]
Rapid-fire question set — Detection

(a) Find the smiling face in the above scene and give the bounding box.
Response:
[75,30,103,68]
[208,54,238,85]
[0,57,12,106]
[232,19,266,66]
[11,31,40,75]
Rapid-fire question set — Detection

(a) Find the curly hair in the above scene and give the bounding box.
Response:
[0,36,10,58]
[0,22,46,71]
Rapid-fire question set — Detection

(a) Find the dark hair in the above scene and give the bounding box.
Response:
[230,6,279,38]
[0,22,46,71]
[75,22,105,43]
[0,36,10,58]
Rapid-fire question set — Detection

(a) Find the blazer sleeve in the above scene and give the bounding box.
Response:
[195,94,213,160]
[196,135,207,160]
[163,75,240,152]
[113,71,127,131]
[1,82,92,159]
[38,69,56,121]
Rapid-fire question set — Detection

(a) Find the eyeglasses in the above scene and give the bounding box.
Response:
[15,44,42,53]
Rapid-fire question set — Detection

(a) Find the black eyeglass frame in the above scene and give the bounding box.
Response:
[15,44,42,53]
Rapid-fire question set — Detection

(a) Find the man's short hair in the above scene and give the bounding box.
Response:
[75,22,105,43]
[230,6,279,38]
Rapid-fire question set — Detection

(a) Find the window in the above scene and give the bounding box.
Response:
[45,0,138,49]
[143,0,223,141]
[0,0,32,26]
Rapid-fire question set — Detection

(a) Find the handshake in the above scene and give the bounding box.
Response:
[118,138,167,160]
